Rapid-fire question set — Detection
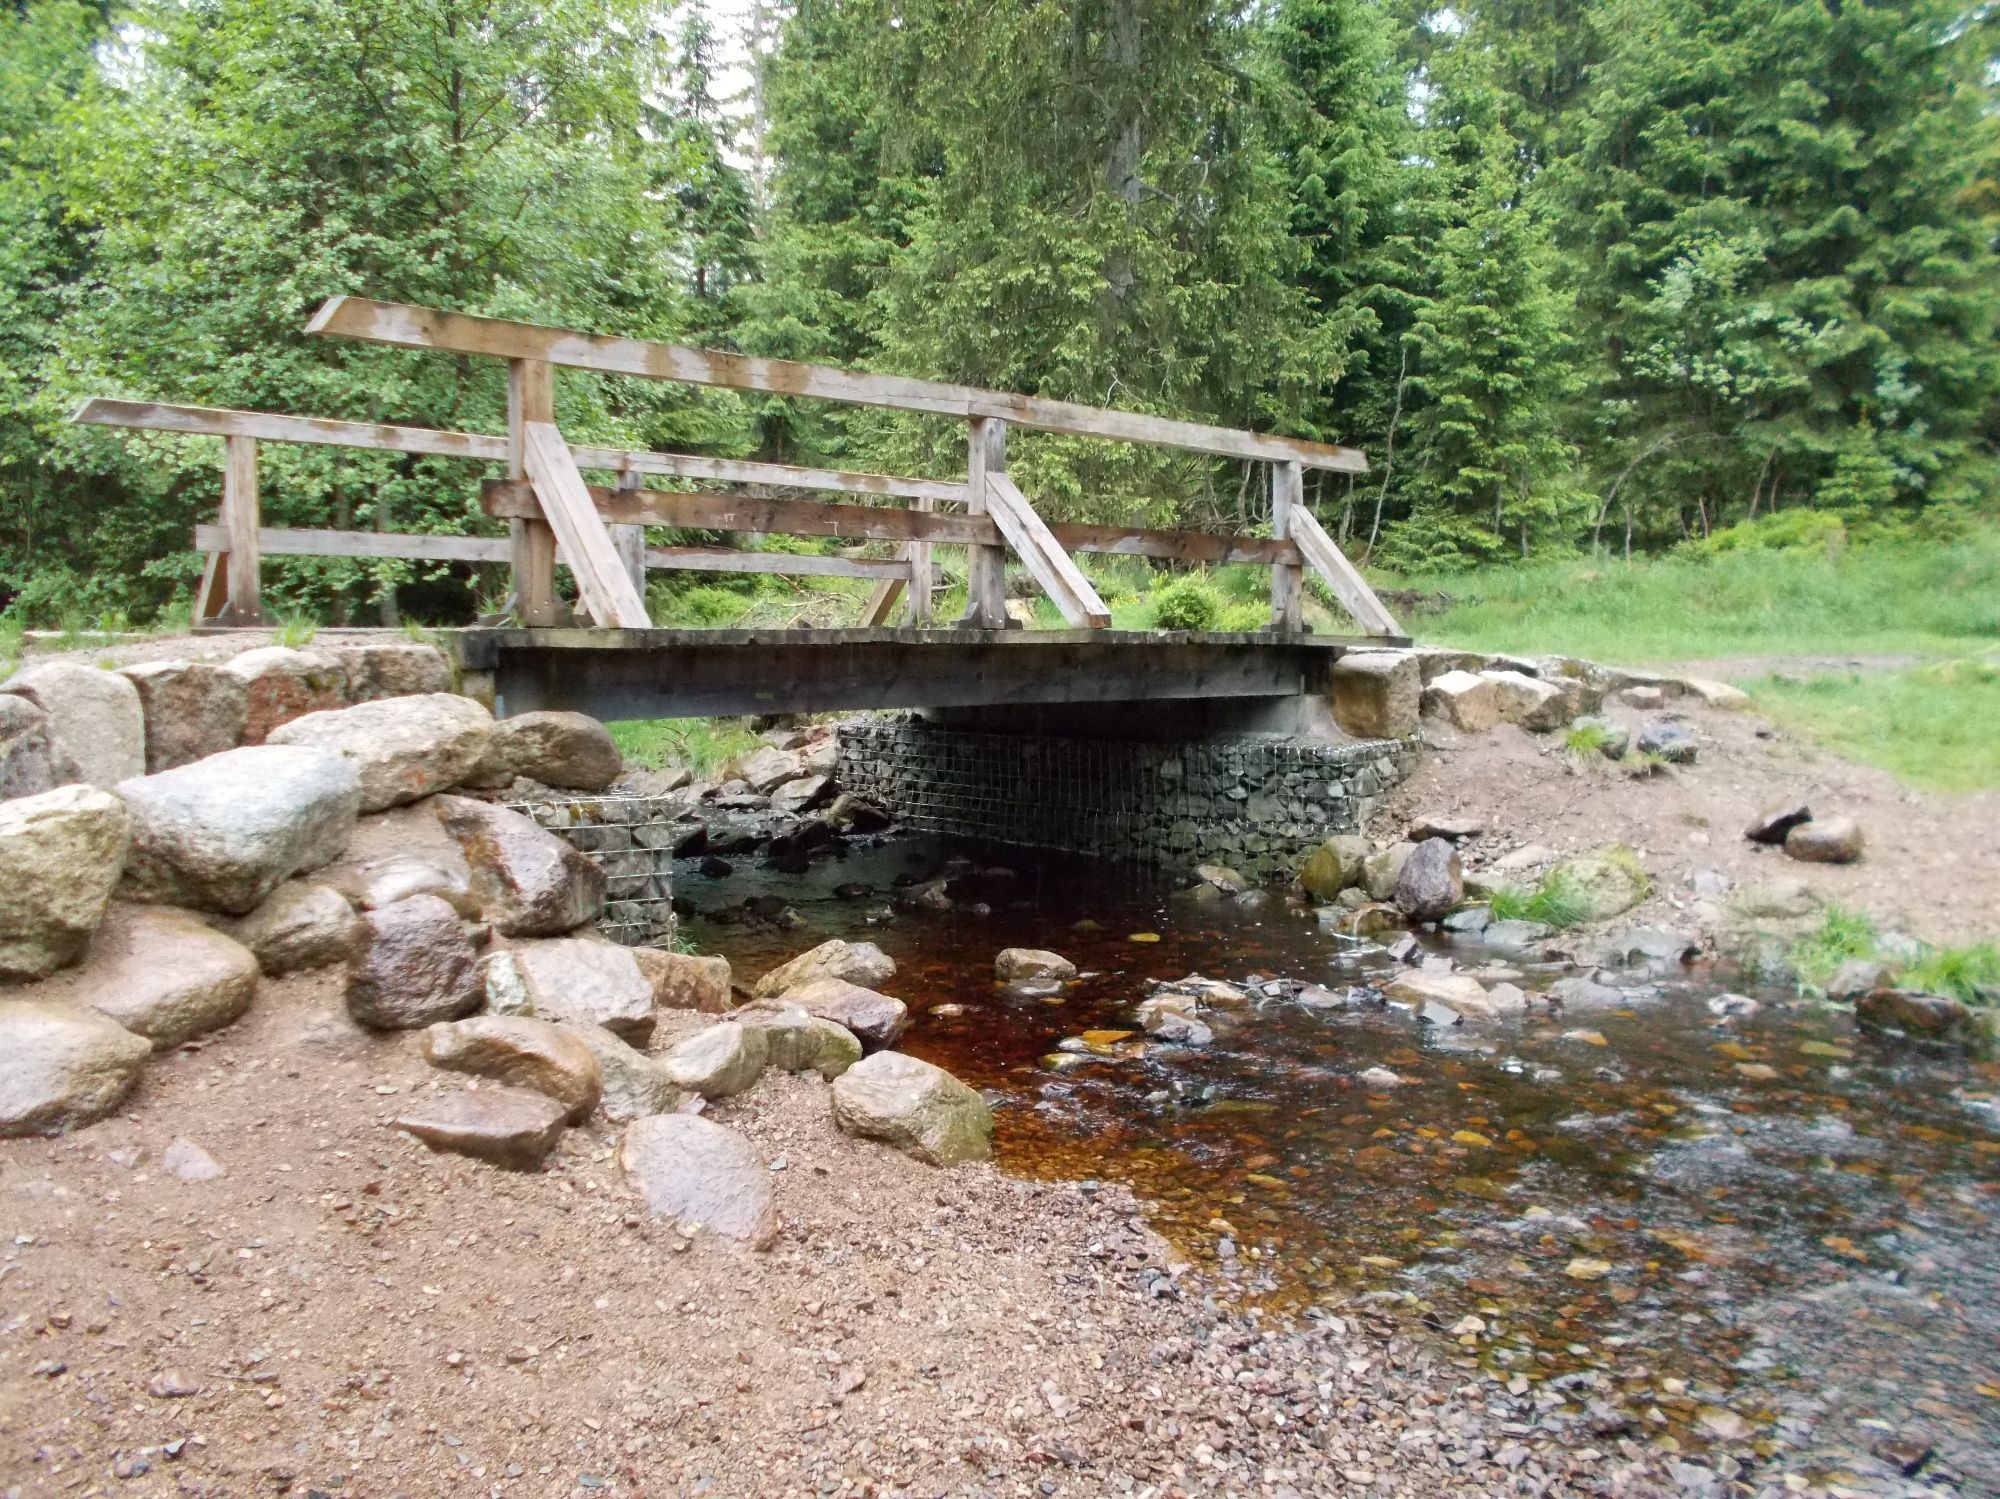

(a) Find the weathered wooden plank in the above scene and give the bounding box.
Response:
[1045,523,1295,566]
[507,361,561,626]
[193,546,228,624]
[961,417,1008,628]
[308,297,1370,473]
[859,573,906,626]
[568,445,965,504]
[985,474,1111,629]
[1268,460,1303,634]
[610,470,646,598]
[1289,506,1402,637]
[73,397,513,461]
[642,547,910,581]
[908,496,935,626]
[222,436,265,624]
[522,421,651,628]
[484,481,997,544]
[196,525,510,563]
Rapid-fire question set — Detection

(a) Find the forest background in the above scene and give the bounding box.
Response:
[1,0,1997,631]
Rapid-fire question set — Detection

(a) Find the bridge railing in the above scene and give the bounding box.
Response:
[72,296,1403,637]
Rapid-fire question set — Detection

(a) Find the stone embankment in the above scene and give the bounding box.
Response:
[0,639,994,1240]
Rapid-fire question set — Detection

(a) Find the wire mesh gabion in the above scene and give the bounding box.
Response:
[505,794,680,947]
[835,716,1417,881]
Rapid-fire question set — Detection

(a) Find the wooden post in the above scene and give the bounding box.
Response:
[908,496,934,625]
[193,541,229,625]
[222,435,265,624]
[960,416,1009,629]
[1269,459,1303,634]
[611,469,647,600]
[507,358,559,626]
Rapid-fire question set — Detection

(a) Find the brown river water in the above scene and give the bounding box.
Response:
[681,833,2000,1485]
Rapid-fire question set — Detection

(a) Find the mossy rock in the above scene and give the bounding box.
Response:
[1545,844,1650,923]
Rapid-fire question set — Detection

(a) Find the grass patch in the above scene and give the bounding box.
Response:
[1745,659,2000,794]
[1381,530,2000,662]
[1787,907,1999,1006]
[272,614,318,648]
[1786,905,1881,990]
[1486,872,1592,930]
[1562,720,1615,758]
[1901,943,2000,1005]
[607,717,761,777]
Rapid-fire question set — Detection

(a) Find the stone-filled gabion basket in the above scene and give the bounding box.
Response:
[506,794,680,946]
[837,716,1417,882]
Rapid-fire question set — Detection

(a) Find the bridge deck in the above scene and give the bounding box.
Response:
[455,627,1397,720]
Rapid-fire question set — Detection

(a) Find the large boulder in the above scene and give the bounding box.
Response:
[56,905,258,1049]
[1382,970,1496,1021]
[0,695,59,801]
[752,938,895,1000]
[735,746,803,794]
[620,1114,778,1246]
[770,775,832,817]
[632,947,732,1012]
[117,745,362,915]
[1744,800,1812,845]
[225,646,347,744]
[568,1023,682,1121]
[1298,835,1370,902]
[732,1003,862,1080]
[434,796,604,937]
[1420,670,1501,733]
[227,881,358,975]
[0,784,130,981]
[831,1052,993,1166]
[1677,676,1752,711]
[1785,817,1863,865]
[420,1015,602,1122]
[0,1000,152,1136]
[1329,651,1419,740]
[0,662,145,787]
[485,939,656,1045]
[779,976,909,1051]
[1482,671,1574,732]
[389,1087,568,1170]
[1393,837,1464,922]
[1636,721,1698,764]
[482,711,623,792]
[324,854,477,916]
[994,948,1076,983]
[1364,841,1416,902]
[1855,988,1974,1044]
[329,641,452,703]
[345,894,483,1030]
[661,1021,768,1098]
[269,694,493,812]
[117,661,248,772]
[1547,845,1650,922]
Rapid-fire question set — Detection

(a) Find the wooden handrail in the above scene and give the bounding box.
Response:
[307,296,1371,475]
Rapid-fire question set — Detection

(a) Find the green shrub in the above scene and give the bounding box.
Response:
[1150,576,1223,631]
[654,585,751,627]
[1691,509,1848,558]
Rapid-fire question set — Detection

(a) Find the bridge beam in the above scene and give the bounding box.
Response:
[456,627,1369,722]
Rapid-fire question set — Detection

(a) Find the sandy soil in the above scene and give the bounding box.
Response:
[1379,698,2000,947]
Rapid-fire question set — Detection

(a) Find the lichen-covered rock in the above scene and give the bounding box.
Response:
[661,1021,768,1098]
[0,662,145,788]
[1329,651,1419,739]
[1363,841,1415,902]
[480,711,623,792]
[1636,720,1698,764]
[732,1003,861,1080]
[57,905,258,1049]
[1678,676,1752,711]
[994,948,1076,983]
[632,947,732,1012]
[1393,837,1464,922]
[1546,845,1650,922]
[1420,669,1501,733]
[117,745,362,915]
[345,894,482,1030]
[778,976,909,1051]
[486,939,656,1045]
[567,1023,682,1121]
[831,1051,993,1166]
[0,784,130,981]
[420,1015,602,1122]
[390,1087,567,1170]
[434,796,604,937]
[735,746,803,794]
[227,881,357,975]
[324,854,478,916]
[1785,817,1863,865]
[752,938,895,1000]
[0,695,59,801]
[620,1114,778,1245]
[117,660,248,772]
[225,646,347,744]
[1382,970,1495,1021]
[770,774,832,817]
[269,694,493,811]
[1298,835,1369,902]
[0,1000,152,1136]
[329,641,452,702]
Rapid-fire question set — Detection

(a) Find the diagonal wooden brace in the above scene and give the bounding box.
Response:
[521,420,652,628]
[984,474,1111,628]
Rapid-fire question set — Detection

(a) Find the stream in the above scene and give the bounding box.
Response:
[679,832,2000,1489]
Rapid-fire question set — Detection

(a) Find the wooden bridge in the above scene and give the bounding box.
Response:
[74,298,1405,720]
